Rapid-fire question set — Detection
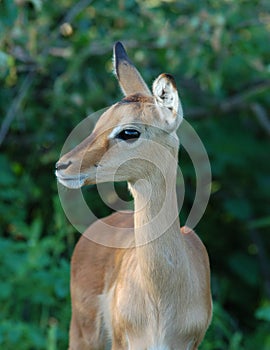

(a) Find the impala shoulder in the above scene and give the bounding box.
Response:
[180,226,208,256]
[180,226,194,235]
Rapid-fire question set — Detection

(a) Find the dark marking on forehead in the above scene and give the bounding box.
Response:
[120,93,154,104]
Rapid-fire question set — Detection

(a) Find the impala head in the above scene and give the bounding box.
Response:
[55,42,183,189]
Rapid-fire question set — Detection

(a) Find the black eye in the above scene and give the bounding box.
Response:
[116,129,141,142]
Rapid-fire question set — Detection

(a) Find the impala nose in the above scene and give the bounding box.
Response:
[55,160,72,171]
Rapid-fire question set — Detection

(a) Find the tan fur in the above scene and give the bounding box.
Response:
[56,42,212,349]
[68,212,211,349]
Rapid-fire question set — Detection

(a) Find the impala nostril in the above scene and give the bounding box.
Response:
[56,160,72,171]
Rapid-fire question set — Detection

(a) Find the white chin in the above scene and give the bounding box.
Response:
[55,172,86,189]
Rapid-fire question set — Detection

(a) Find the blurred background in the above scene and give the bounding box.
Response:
[0,0,270,349]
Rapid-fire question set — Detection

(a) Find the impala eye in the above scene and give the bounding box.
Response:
[116,129,141,142]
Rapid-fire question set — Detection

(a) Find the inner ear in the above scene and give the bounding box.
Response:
[152,73,179,113]
[113,42,151,96]
[152,73,183,130]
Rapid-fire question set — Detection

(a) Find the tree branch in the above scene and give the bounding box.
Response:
[186,80,270,121]
[0,72,35,147]
[250,103,270,137]
[249,228,270,299]
[220,81,270,113]
[0,0,94,148]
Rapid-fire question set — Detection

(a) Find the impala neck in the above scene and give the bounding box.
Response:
[128,151,187,292]
[130,170,180,244]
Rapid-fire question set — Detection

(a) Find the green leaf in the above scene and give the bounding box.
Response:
[256,304,270,322]
[248,216,270,229]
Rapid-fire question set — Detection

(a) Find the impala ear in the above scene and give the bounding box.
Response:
[113,41,151,96]
[152,73,183,130]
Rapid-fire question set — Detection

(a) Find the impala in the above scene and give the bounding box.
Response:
[56,42,212,350]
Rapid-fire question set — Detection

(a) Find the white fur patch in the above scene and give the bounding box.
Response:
[98,286,115,340]
[152,75,179,113]
[108,125,123,139]
[152,74,183,131]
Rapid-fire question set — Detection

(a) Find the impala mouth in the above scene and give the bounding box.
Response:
[55,171,90,189]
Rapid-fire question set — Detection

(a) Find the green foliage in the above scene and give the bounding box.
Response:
[0,0,270,348]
